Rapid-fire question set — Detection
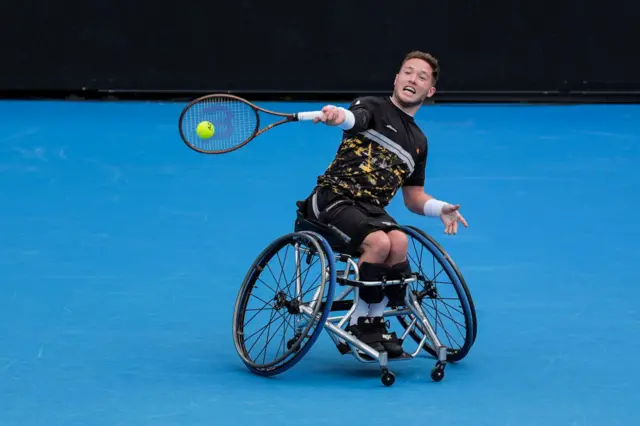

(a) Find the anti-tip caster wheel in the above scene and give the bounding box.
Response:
[430,362,445,382]
[381,369,396,387]
[286,333,302,350]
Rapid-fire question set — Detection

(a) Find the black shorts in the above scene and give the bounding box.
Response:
[303,186,398,251]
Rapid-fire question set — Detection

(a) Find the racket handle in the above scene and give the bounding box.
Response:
[295,111,324,121]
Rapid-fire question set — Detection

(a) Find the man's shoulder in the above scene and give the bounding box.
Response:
[348,95,387,110]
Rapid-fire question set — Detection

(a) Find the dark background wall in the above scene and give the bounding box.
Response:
[1,0,638,102]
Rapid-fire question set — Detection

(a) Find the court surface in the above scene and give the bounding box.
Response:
[1,99,639,425]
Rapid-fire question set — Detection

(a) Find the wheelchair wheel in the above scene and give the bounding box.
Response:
[232,231,336,376]
[396,225,477,363]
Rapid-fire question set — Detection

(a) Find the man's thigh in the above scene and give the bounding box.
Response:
[320,202,397,251]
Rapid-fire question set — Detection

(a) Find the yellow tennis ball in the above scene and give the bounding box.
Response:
[196,121,215,139]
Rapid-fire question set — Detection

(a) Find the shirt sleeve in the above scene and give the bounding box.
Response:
[344,97,381,135]
[402,144,427,187]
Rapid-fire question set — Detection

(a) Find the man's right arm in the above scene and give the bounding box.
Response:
[314,97,379,133]
[343,97,377,134]
[342,97,385,135]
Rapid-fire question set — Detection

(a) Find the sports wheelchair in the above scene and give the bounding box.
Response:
[232,203,477,387]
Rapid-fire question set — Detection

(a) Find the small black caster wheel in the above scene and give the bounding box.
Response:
[430,363,445,382]
[286,338,298,350]
[381,371,396,387]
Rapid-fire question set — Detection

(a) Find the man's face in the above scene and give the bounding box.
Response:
[393,58,436,107]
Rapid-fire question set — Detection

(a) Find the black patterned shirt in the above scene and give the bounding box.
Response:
[316,96,428,208]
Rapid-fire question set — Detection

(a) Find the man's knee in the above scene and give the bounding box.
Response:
[387,230,408,260]
[361,231,391,261]
[358,230,409,304]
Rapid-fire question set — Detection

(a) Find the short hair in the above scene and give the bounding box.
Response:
[401,51,440,84]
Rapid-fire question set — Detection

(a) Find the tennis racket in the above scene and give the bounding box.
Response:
[178,93,324,154]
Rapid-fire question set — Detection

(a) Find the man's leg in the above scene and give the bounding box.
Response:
[359,230,391,264]
[386,230,412,310]
[306,190,391,327]
[331,230,389,352]
[350,230,391,326]
[366,230,409,316]
[305,190,400,354]
[361,230,409,357]
[351,230,413,358]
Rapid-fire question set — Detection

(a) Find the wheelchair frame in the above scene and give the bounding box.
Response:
[296,240,450,385]
[232,213,477,387]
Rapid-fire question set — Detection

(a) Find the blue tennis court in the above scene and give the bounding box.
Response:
[1,99,639,425]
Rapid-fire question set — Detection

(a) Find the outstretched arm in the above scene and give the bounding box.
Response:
[402,185,468,235]
[312,99,376,133]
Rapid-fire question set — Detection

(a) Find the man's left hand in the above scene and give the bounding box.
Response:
[440,204,468,235]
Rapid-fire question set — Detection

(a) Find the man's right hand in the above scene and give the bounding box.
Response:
[313,105,346,126]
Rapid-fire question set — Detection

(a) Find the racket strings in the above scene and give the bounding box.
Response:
[181,98,258,153]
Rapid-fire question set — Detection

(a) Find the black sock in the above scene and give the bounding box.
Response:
[358,262,390,304]
[388,260,412,279]
[385,260,411,306]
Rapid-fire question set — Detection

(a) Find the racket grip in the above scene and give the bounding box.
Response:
[295,111,324,121]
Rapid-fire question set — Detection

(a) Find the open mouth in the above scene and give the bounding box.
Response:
[402,87,416,95]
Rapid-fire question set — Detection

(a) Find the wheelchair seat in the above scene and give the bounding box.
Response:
[294,201,361,257]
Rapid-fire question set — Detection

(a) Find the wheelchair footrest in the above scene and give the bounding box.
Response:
[387,352,413,361]
[336,342,413,361]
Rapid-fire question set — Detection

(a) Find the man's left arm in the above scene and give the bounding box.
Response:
[402,185,438,215]
[401,149,439,215]
[401,153,468,234]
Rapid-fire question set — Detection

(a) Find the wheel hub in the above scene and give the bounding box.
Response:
[414,279,438,300]
[273,291,301,314]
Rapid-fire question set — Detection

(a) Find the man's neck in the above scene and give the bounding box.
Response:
[389,95,421,117]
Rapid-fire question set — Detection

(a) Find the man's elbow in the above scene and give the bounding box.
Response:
[403,187,431,215]
[403,197,422,215]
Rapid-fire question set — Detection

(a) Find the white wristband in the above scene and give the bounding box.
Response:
[423,199,449,217]
[338,108,355,130]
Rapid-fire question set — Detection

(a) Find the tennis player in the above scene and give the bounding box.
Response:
[298,51,468,357]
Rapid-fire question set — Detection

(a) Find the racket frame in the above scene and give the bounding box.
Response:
[178,93,312,154]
